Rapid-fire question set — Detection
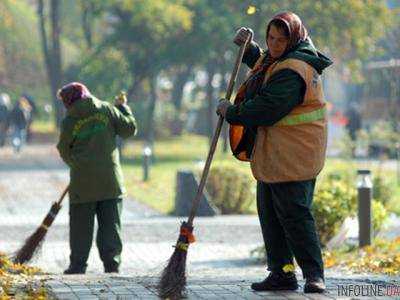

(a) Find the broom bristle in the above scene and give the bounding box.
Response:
[13,202,61,264]
[158,222,193,299]
[158,247,188,299]
[13,226,48,264]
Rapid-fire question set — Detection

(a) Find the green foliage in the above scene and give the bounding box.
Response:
[373,174,393,207]
[372,200,388,235]
[241,0,392,82]
[206,161,255,214]
[108,0,193,77]
[367,121,400,158]
[336,131,357,159]
[0,0,47,99]
[1,0,397,124]
[65,48,131,101]
[313,169,389,245]
[338,121,400,159]
[313,173,357,245]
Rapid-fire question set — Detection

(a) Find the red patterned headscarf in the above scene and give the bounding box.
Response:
[57,82,91,108]
[267,11,308,54]
[242,12,308,100]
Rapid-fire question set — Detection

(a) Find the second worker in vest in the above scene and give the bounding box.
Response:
[217,12,332,293]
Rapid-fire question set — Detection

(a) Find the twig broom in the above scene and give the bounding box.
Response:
[158,36,251,299]
[13,186,69,264]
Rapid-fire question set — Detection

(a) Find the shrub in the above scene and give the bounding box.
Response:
[372,200,388,235]
[313,174,357,246]
[206,161,255,214]
[372,174,393,207]
[313,172,389,245]
[367,121,399,158]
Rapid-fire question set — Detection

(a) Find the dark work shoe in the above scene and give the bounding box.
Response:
[104,264,119,273]
[304,277,326,293]
[63,266,86,274]
[251,271,298,291]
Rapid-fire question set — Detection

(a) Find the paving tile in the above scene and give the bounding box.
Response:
[76,296,99,300]
[55,293,78,300]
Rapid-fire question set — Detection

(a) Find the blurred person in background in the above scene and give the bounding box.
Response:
[345,101,362,157]
[217,12,332,293]
[10,96,32,153]
[21,94,37,143]
[57,82,137,274]
[0,93,11,147]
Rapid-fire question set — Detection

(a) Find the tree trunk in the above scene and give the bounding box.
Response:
[171,66,192,135]
[390,74,399,133]
[81,1,93,49]
[128,77,145,103]
[37,0,63,127]
[50,0,63,126]
[37,0,51,78]
[146,76,157,145]
[206,63,217,145]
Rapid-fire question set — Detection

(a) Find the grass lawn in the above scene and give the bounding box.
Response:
[121,134,251,213]
[30,119,58,143]
[122,134,400,215]
[31,119,56,134]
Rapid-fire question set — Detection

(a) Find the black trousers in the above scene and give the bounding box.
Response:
[257,179,324,279]
[69,198,122,270]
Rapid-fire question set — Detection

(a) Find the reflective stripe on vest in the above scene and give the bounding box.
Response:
[275,106,326,126]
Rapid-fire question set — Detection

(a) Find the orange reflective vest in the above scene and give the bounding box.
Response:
[230,56,327,183]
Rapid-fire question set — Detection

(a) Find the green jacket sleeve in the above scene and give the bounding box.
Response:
[109,103,137,138]
[225,69,306,127]
[242,41,263,68]
[56,119,75,167]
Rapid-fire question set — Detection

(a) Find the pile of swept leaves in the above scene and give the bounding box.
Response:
[251,238,400,276]
[323,238,400,275]
[0,252,47,299]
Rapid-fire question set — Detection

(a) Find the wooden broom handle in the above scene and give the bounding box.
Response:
[187,36,251,225]
[56,185,69,206]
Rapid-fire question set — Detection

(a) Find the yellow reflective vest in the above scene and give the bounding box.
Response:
[249,57,328,183]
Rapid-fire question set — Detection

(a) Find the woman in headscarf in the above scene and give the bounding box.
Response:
[217,12,332,293]
[57,82,137,274]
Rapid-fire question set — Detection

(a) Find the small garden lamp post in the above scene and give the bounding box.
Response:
[357,169,373,247]
[143,145,152,181]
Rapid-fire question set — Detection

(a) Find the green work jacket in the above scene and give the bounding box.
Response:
[57,97,137,203]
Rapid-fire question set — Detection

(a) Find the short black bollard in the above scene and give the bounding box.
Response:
[143,146,152,181]
[357,169,373,247]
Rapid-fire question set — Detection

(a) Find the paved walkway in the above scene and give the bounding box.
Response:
[0,143,399,299]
